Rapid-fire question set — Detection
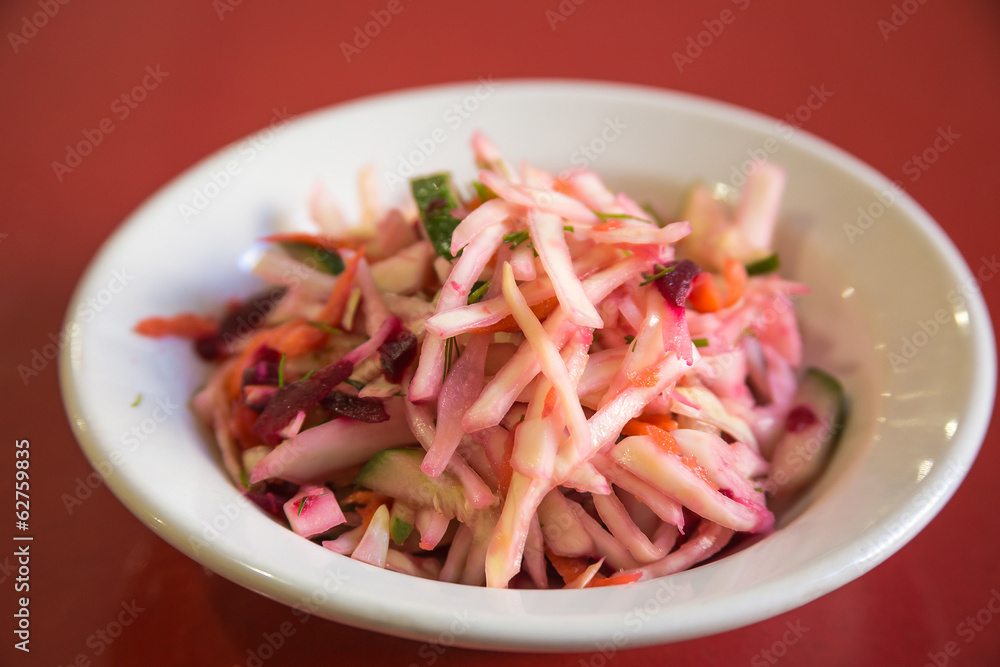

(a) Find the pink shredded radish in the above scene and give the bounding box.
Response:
[416,508,451,551]
[284,484,346,538]
[351,504,391,568]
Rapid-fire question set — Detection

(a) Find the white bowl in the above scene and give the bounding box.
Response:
[60,80,996,651]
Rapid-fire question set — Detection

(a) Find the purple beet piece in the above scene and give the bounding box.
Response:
[320,391,390,423]
[654,259,701,307]
[252,358,354,445]
[193,288,287,360]
[379,320,418,383]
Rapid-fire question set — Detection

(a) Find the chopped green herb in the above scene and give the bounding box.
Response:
[131,393,142,407]
[595,212,638,220]
[472,180,497,202]
[754,486,763,493]
[239,468,251,489]
[692,338,709,348]
[502,230,530,249]
[301,369,316,381]
[563,225,574,233]
[306,321,343,335]
[344,378,366,391]
[412,174,463,260]
[443,337,458,381]
[277,353,287,388]
[745,253,780,276]
[624,335,635,344]
[297,496,308,516]
[641,203,666,228]
[639,264,675,286]
[279,241,345,275]
[468,281,490,305]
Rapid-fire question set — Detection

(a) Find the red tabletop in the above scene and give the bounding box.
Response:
[3,1,999,665]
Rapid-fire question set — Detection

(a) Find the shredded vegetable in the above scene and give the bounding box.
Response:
[136,133,847,589]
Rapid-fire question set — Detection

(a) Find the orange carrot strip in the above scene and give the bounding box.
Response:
[134,313,217,339]
[317,247,365,326]
[687,272,723,313]
[468,296,560,335]
[588,571,642,587]
[722,256,747,307]
[545,550,591,585]
[643,414,679,432]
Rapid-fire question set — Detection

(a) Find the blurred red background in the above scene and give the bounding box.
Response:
[1,1,998,665]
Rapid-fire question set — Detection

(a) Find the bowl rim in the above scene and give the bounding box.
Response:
[59,78,996,651]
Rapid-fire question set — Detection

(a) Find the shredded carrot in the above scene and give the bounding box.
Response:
[230,400,264,451]
[545,549,591,585]
[270,318,327,357]
[688,272,723,313]
[621,421,716,487]
[341,490,376,506]
[592,219,625,232]
[722,256,747,307]
[356,495,391,530]
[588,571,642,587]
[644,414,679,432]
[625,365,661,388]
[317,246,365,326]
[468,296,560,335]
[134,313,217,339]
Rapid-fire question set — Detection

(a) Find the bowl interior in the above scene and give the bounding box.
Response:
[60,80,995,651]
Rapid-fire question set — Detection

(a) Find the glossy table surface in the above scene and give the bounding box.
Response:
[2,1,998,665]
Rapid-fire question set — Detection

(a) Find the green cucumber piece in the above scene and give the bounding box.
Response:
[412,174,462,260]
[355,449,476,525]
[389,501,416,545]
[767,368,848,497]
[278,241,345,275]
[745,253,780,276]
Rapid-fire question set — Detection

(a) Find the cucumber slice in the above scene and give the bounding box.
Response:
[390,502,416,545]
[767,368,848,497]
[745,252,780,276]
[411,173,462,260]
[355,448,477,525]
